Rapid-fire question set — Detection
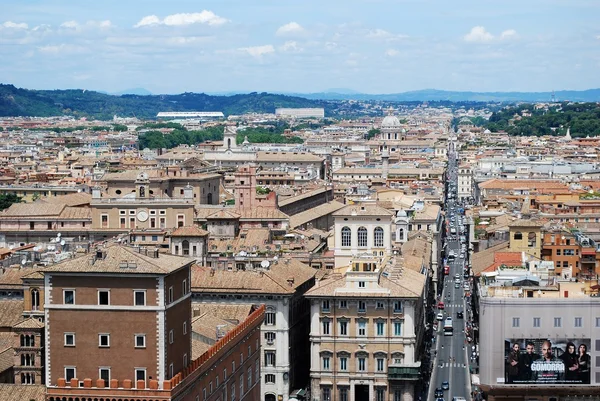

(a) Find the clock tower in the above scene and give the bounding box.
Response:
[135,171,150,199]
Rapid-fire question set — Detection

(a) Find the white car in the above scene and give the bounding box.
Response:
[437,313,444,321]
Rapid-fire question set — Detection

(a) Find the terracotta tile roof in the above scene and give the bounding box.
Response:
[58,206,91,220]
[0,384,45,401]
[205,209,241,219]
[0,347,14,375]
[0,300,24,329]
[13,317,44,330]
[40,192,91,206]
[192,303,254,325]
[0,268,41,289]
[289,201,345,228]
[191,338,211,360]
[191,259,316,295]
[42,245,194,275]
[192,313,235,342]
[508,219,544,228]
[0,203,64,217]
[478,179,568,190]
[256,151,323,163]
[237,207,289,220]
[170,226,209,237]
[481,252,523,274]
[471,241,510,276]
[278,187,331,207]
[208,229,271,253]
[0,333,13,351]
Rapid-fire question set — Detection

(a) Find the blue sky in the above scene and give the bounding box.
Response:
[1,0,599,94]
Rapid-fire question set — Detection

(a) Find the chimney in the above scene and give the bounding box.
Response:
[287,277,295,287]
[210,268,215,277]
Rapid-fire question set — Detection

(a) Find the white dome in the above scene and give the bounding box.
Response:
[382,115,401,128]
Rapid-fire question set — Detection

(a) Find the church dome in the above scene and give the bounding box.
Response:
[381,107,401,128]
[396,209,407,218]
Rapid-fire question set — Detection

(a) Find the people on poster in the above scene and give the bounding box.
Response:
[506,343,520,383]
[518,341,539,381]
[577,343,591,384]
[504,338,591,385]
[560,342,579,381]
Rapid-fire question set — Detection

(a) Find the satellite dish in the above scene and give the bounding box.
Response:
[260,260,270,268]
[57,233,62,237]
[21,259,27,265]
[273,256,278,260]
[60,240,66,246]
[239,251,247,257]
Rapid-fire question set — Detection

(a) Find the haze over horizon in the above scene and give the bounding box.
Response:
[2,0,599,95]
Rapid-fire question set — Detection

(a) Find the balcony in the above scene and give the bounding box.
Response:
[388,366,421,381]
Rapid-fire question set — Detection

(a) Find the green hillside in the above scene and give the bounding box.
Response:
[0,84,331,120]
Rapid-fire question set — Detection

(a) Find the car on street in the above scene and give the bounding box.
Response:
[452,397,467,401]
[463,272,469,279]
[442,381,450,390]
[437,301,445,309]
[437,312,444,321]
[454,273,460,280]
[457,310,464,319]
[435,388,444,397]
[454,282,460,288]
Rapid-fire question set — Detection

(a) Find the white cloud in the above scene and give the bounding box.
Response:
[280,41,303,53]
[60,20,80,29]
[134,11,228,28]
[239,44,275,57]
[276,22,304,36]
[2,21,28,29]
[367,29,407,41]
[385,49,400,57]
[37,43,88,55]
[464,26,494,43]
[500,29,518,40]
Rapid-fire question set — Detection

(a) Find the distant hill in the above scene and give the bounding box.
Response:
[289,88,600,102]
[112,88,153,96]
[0,84,331,120]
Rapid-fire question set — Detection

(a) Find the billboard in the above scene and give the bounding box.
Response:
[504,338,591,384]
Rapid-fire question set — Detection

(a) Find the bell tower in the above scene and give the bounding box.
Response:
[135,171,150,199]
[222,126,238,150]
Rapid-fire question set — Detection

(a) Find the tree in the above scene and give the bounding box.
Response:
[0,193,23,211]
[366,128,380,139]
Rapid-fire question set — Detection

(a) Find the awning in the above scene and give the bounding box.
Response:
[471,374,480,385]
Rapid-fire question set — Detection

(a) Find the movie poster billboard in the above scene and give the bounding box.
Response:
[504,338,591,384]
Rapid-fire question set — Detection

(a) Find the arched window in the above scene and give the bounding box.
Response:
[513,231,522,240]
[20,335,25,347]
[227,138,232,148]
[374,227,384,247]
[182,240,190,256]
[341,227,351,247]
[357,227,368,247]
[207,193,213,204]
[21,354,25,366]
[528,232,536,248]
[31,288,40,311]
[399,228,405,241]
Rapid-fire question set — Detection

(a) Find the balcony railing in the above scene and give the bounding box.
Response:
[388,366,420,380]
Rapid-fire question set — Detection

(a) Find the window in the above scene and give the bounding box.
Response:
[135,368,146,384]
[358,281,366,288]
[556,249,561,255]
[339,300,347,308]
[240,352,243,365]
[169,329,174,344]
[574,317,582,327]
[265,374,275,384]
[65,367,76,381]
[230,383,235,401]
[377,358,385,372]
[63,289,75,304]
[357,227,368,247]
[168,286,173,303]
[101,214,108,228]
[322,387,331,401]
[64,333,75,346]
[322,300,330,312]
[339,321,348,336]
[514,231,522,240]
[98,290,110,305]
[374,227,384,247]
[322,320,330,335]
[358,321,366,336]
[512,317,520,328]
[376,388,385,401]
[533,317,541,328]
[376,301,384,309]
[223,368,227,380]
[339,387,348,401]
[183,321,188,335]
[341,226,351,247]
[394,321,403,336]
[358,357,366,371]
[203,388,207,400]
[393,301,403,313]
[340,357,348,371]
[554,317,562,327]
[265,309,276,325]
[358,300,366,312]
[99,367,110,383]
[596,317,600,328]
[376,321,385,336]
[265,351,276,366]
[31,288,40,311]
[135,334,146,348]
[169,363,174,379]
[134,290,146,306]
[247,367,252,390]
[265,332,276,344]
[239,373,244,395]
[99,334,110,347]
[182,279,188,295]
[323,356,330,370]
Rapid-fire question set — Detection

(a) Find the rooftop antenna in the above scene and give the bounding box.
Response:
[551,90,556,103]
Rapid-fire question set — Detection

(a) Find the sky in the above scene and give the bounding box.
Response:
[1,0,599,94]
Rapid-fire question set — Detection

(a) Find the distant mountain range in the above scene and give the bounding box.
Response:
[281,88,600,102]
